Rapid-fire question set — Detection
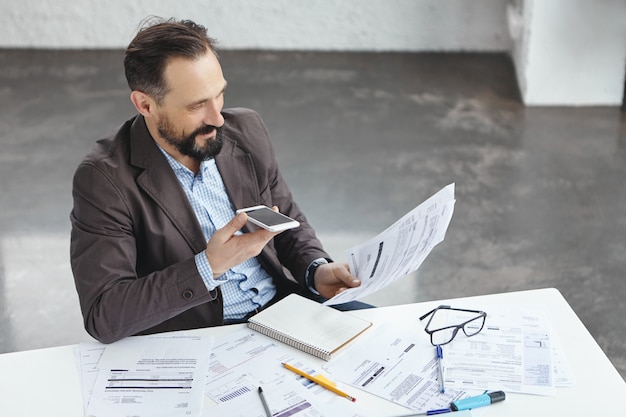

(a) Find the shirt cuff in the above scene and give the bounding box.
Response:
[195,252,227,291]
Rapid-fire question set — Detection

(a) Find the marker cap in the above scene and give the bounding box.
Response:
[488,391,506,403]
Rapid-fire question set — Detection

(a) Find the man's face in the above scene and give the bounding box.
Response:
[156,112,224,161]
[153,51,227,161]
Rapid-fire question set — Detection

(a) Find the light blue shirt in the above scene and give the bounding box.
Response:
[158,148,277,319]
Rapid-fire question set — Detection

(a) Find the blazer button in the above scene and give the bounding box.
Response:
[182,289,194,300]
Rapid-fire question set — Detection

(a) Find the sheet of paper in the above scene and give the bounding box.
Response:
[75,342,105,412]
[323,324,476,413]
[324,183,455,306]
[203,328,366,416]
[207,376,364,417]
[85,334,213,417]
[441,305,556,396]
[204,329,286,404]
[552,333,576,387]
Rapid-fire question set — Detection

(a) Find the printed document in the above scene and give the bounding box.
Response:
[441,305,556,396]
[203,328,365,416]
[323,324,474,413]
[75,342,105,412]
[207,373,363,417]
[325,183,455,306]
[85,334,213,417]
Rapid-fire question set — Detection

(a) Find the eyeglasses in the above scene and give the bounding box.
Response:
[419,305,487,346]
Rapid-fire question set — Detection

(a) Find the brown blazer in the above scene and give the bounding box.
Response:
[70,108,329,343]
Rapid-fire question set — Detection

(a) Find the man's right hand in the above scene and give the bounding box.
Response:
[205,211,280,277]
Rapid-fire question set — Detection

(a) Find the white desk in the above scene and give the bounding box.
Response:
[1,288,624,416]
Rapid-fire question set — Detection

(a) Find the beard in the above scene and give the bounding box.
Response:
[157,116,224,161]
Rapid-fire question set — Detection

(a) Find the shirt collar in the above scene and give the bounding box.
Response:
[156,144,213,186]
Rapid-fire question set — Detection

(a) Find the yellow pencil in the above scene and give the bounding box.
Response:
[281,362,357,402]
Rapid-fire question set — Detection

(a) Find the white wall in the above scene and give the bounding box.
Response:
[508,0,626,106]
[0,0,511,51]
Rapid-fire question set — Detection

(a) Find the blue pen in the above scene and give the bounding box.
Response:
[426,408,451,415]
[407,407,451,416]
[436,345,445,393]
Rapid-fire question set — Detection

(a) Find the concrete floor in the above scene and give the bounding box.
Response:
[0,49,625,380]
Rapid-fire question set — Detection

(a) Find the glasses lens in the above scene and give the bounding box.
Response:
[462,315,486,337]
[431,327,457,345]
[426,307,452,330]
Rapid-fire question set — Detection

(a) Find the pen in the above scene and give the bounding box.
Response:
[396,408,451,416]
[424,409,452,415]
[436,345,445,393]
[258,386,272,417]
[281,362,357,402]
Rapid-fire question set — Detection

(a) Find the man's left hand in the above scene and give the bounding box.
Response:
[313,263,361,299]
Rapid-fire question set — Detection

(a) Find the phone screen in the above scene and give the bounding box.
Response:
[237,206,300,232]
[246,207,293,226]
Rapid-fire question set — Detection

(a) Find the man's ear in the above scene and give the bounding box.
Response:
[130,90,157,118]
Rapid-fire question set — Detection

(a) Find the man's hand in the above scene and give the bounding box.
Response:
[313,263,361,299]
[205,211,280,277]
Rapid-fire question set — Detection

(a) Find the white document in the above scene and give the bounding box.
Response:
[85,334,213,417]
[208,376,364,417]
[552,333,576,387]
[204,329,283,404]
[325,183,455,306]
[75,342,105,412]
[442,305,556,396]
[203,328,365,416]
[323,324,474,413]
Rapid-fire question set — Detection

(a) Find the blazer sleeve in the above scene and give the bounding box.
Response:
[70,150,221,344]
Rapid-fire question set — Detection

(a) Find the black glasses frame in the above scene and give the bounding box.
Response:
[419,305,487,346]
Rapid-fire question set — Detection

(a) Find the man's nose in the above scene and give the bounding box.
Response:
[204,100,224,128]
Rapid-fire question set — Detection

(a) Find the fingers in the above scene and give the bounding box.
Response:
[205,212,280,277]
[244,228,280,252]
[214,212,248,243]
[214,211,278,245]
[314,263,361,299]
[322,263,360,288]
[334,263,361,287]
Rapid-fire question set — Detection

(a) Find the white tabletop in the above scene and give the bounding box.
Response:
[1,288,624,417]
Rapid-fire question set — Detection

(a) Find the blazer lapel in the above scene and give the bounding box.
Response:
[215,127,283,276]
[215,135,260,211]
[128,116,207,253]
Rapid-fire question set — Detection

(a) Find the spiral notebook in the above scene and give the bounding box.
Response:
[247,293,372,361]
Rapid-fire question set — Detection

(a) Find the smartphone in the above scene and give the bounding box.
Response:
[236,205,300,232]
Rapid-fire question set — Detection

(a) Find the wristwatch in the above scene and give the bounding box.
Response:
[305,258,332,295]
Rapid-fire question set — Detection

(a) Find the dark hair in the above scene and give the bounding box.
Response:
[124,17,218,103]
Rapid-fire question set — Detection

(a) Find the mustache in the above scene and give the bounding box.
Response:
[193,124,220,137]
